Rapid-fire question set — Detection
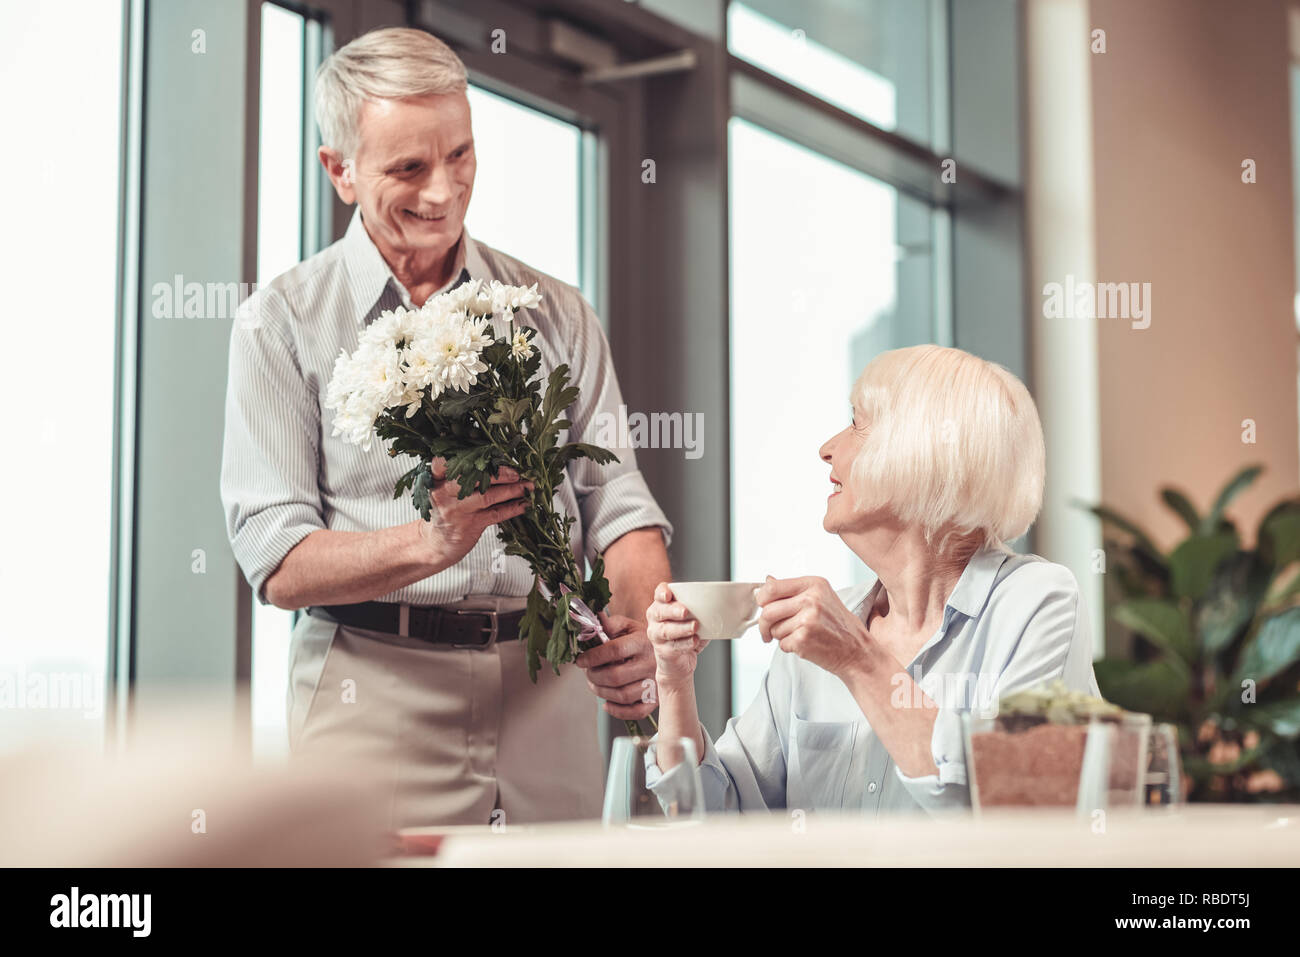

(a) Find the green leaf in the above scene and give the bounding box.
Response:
[552,442,620,474]
[393,462,424,499]
[441,444,503,498]
[1204,464,1263,531]
[1093,657,1190,719]
[1262,737,1300,787]
[1112,598,1193,665]
[1259,502,1300,568]
[520,586,550,684]
[1198,551,1271,655]
[583,553,612,613]
[1168,530,1238,601]
[546,593,572,675]
[1240,698,1300,739]
[435,388,493,418]
[1266,565,1300,606]
[1160,488,1201,531]
[1077,501,1164,562]
[1107,558,1157,600]
[410,463,435,521]
[1235,606,1300,685]
[541,364,581,424]
[1182,743,1267,780]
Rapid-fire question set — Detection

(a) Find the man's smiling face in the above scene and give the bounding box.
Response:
[349,92,476,263]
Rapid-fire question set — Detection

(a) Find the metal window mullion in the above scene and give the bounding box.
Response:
[301,12,332,259]
[108,0,146,753]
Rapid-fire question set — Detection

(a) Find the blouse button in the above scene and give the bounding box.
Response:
[867,781,878,793]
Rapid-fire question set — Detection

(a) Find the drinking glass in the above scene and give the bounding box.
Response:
[1144,722,1185,808]
[602,736,705,828]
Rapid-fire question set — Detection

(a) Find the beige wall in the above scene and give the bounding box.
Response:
[1088,0,1299,551]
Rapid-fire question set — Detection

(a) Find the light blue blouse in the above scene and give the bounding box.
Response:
[646,547,1101,816]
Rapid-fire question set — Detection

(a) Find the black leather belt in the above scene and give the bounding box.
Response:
[306,602,523,648]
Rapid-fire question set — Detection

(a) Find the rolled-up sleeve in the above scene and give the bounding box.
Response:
[562,295,673,565]
[895,567,1097,812]
[219,290,325,605]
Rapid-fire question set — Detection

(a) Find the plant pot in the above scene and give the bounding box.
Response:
[964,711,1151,812]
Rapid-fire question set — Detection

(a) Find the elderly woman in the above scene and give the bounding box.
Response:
[646,344,1100,814]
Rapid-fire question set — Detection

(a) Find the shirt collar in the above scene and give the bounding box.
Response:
[849,545,1012,623]
[944,546,1012,619]
[342,207,484,319]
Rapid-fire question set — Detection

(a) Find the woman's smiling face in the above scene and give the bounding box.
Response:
[819,404,874,535]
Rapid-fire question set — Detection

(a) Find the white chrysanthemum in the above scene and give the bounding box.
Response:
[510,283,543,311]
[488,279,542,315]
[443,278,494,318]
[511,328,534,361]
[465,284,495,317]
[362,305,420,352]
[488,280,510,316]
[324,345,405,450]
[466,315,493,352]
[325,279,544,451]
[408,314,489,394]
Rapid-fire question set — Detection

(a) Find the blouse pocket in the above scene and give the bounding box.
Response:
[787,717,857,811]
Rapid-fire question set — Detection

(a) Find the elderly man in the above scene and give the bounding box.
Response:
[220,27,672,828]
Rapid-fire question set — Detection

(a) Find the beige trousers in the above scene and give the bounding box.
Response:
[286,595,605,830]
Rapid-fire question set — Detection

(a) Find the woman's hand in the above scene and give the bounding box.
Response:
[645,582,710,687]
[755,575,874,679]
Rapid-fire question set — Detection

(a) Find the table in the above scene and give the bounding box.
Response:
[396,805,1300,867]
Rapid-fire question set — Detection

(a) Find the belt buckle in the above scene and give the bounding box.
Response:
[453,609,498,649]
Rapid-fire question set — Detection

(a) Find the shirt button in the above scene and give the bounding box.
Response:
[867,781,878,793]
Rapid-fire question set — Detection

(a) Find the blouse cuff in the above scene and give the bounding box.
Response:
[644,729,732,811]
[893,707,971,813]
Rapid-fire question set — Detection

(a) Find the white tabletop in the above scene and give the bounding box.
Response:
[408,805,1300,867]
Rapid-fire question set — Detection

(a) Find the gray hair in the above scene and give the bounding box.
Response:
[314,27,468,159]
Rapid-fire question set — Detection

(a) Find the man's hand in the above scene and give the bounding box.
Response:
[416,458,533,568]
[575,613,658,720]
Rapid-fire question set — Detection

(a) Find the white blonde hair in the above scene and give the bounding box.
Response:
[846,344,1045,552]
[314,27,468,159]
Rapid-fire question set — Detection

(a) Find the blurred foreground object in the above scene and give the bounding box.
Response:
[0,689,390,866]
[965,680,1150,812]
[430,805,1300,867]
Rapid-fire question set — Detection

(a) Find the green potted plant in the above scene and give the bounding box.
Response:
[1080,465,1300,802]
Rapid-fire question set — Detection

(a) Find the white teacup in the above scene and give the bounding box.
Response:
[668,581,764,640]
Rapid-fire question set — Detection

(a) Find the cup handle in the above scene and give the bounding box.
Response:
[741,588,763,632]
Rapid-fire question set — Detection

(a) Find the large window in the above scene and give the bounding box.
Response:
[464,85,590,293]
[728,0,944,148]
[727,1,953,713]
[0,0,124,752]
